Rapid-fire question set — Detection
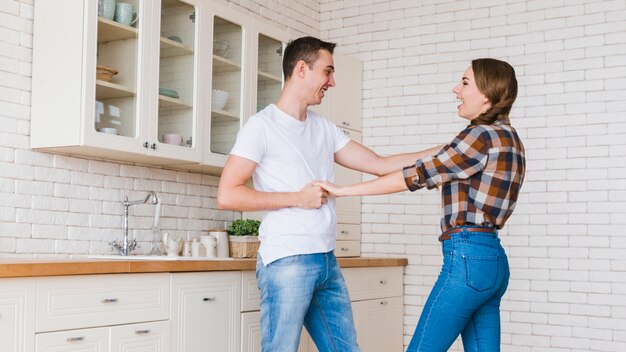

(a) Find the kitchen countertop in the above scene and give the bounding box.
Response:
[0,257,408,278]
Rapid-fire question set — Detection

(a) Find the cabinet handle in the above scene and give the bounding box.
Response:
[135,329,151,335]
[340,230,349,234]
[143,141,149,148]
[379,280,387,284]
[342,130,351,136]
[379,300,388,306]
[66,336,84,342]
[203,297,216,302]
[342,121,351,127]
[340,247,349,251]
[102,298,118,303]
[151,143,157,150]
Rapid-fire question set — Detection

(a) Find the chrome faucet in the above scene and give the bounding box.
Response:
[109,191,160,256]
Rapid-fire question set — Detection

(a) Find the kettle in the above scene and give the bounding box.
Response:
[162,232,182,256]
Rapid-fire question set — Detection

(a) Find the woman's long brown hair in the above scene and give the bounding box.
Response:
[471,58,518,126]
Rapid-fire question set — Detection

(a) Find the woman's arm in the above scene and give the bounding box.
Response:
[316,170,408,197]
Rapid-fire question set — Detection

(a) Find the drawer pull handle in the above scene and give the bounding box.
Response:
[380,301,388,306]
[379,280,387,284]
[135,329,151,335]
[342,121,351,127]
[66,336,84,342]
[203,297,216,302]
[340,230,349,234]
[102,298,118,303]
[340,247,349,251]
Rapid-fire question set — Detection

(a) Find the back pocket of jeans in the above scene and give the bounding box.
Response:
[464,255,499,292]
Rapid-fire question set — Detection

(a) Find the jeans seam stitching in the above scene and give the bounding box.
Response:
[312,296,339,352]
[416,254,453,351]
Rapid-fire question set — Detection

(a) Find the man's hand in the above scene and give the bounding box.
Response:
[313,181,344,197]
[297,182,330,209]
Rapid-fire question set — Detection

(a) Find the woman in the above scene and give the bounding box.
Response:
[317,58,525,351]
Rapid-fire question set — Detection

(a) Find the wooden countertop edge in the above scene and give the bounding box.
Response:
[0,257,408,278]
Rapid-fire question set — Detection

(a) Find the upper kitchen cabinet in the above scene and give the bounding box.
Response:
[31,0,204,165]
[200,10,288,170]
[32,0,291,174]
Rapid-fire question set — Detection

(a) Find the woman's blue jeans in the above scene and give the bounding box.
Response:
[407,228,510,352]
[256,251,360,352]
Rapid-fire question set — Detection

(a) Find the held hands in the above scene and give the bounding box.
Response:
[313,181,345,197]
[297,182,330,209]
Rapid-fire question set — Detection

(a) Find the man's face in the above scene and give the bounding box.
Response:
[305,49,336,106]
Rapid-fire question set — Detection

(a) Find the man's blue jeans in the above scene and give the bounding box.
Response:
[256,251,360,352]
[407,228,510,352]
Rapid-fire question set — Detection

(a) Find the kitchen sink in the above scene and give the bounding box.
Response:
[87,255,233,261]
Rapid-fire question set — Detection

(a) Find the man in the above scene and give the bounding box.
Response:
[217,36,439,352]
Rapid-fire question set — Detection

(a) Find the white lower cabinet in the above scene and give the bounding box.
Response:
[170,271,241,352]
[240,266,404,352]
[0,278,35,352]
[34,273,170,352]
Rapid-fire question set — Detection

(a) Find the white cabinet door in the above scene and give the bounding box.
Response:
[0,278,35,352]
[35,327,109,352]
[110,321,169,352]
[241,311,261,352]
[352,296,404,352]
[170,272,241,352]
[335,128,363,225]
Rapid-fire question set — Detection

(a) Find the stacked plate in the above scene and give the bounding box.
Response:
[159,87,179,99]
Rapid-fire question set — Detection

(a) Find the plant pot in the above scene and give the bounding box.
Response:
[228,235,260,258]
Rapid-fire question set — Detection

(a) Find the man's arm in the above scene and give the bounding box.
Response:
[334,140,443,176]
[217,155,328,211]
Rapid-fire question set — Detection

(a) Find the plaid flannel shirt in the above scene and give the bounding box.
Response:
[402,119,525,232]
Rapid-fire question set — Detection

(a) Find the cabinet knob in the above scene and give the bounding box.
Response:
[340,230,349,234]
[66,336,85,343]
[342,130,351,136]
[379,280,387,285]
[203,297,216,302]
[340,247,349,251]
[379,300,388,306]
[342,121,351,127]
[135,329,151,335]
[102,298,118,303]
[143,141,149,148]
[151,143,157,150]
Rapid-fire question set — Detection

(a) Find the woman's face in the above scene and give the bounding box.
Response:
[452,66,491,120]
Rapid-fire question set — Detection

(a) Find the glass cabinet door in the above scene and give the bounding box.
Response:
[210,16,243,155]
[157,0,196,149]
[256,34,283,113]
[95,0,141,138]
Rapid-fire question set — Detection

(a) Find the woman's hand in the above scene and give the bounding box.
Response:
[314,181,345,197]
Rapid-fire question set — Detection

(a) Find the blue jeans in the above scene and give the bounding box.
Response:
[407,228,510,352]
[256,251,360,352]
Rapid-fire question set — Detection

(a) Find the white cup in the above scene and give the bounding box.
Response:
[162,133,182,145]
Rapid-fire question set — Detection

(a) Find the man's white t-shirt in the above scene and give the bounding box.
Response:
[229,104,351,265]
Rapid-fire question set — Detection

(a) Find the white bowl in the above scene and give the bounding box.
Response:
[162,133,183,145]
[98,127,117,135]
[212,89,229,110]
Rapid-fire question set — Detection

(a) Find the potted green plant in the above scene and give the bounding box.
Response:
[227,219,261,258]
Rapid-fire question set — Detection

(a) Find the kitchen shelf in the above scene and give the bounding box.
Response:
[97,17,138,42]
[212,108,239,121]
[257,70,281,83]
[213,55,240,72]
[158,95,192,108]
[160,37,193,58]
[96,80,136,99]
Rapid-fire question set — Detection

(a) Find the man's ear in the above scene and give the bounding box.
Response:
[295,60,307,78]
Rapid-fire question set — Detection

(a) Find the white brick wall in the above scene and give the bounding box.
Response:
[321,0,626,350]
[0,0,318,259]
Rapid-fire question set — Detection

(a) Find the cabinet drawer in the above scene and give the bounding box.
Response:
[336,223,361,241]
[36,273,169,332]
[241,270,260,312]
[342,267,403,301]
[35,326,109,351]
[334,240,361,257]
